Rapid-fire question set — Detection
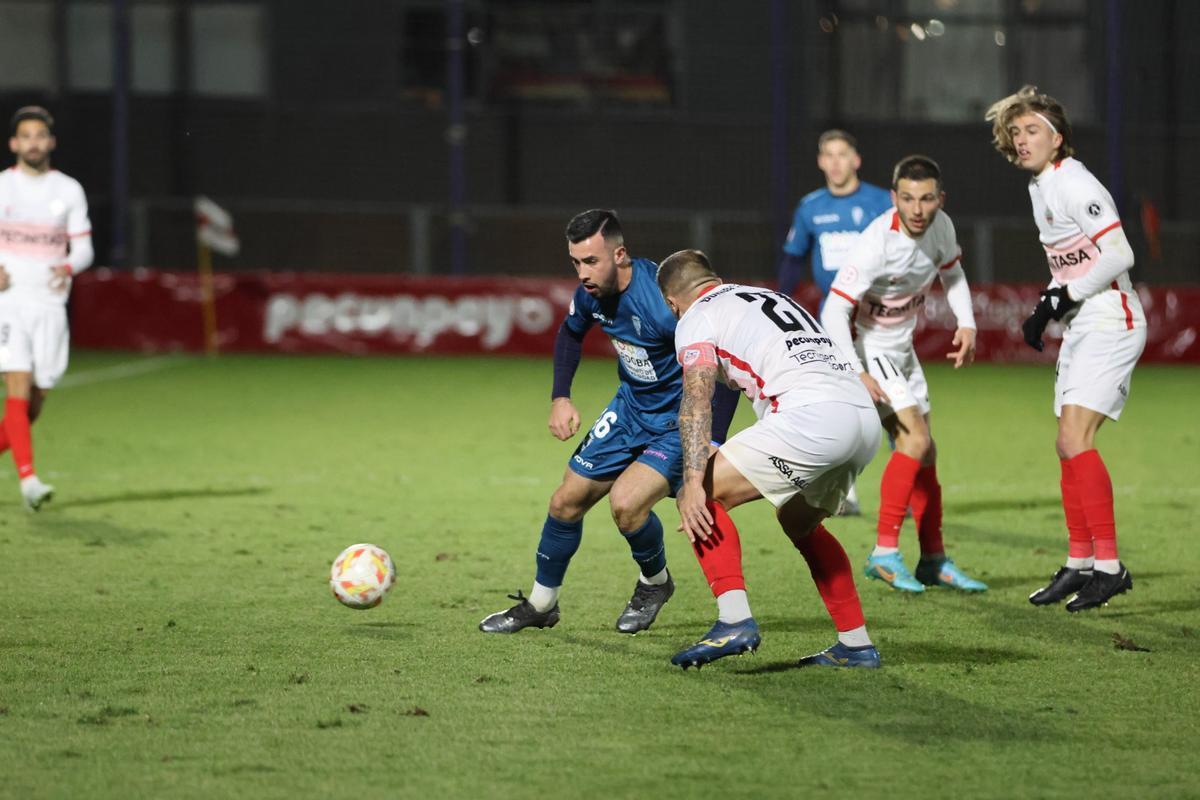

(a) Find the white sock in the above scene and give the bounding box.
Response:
[528,582,559,612]
[845,484,859,503]
[1066,557,1094,571]
[716,589,752,623]
[638,568,669,586]
[871,545,899,557]
[838,625,872,648]
[1093,559,1120,575]
[19,475,41,490]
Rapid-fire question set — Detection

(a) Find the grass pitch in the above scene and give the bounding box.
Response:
[1,351,1198,799]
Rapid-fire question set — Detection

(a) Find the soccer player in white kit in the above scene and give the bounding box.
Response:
[0,107,94,510]
[657,249,882,670]
[821,156,988,594]
[986,86,1144,612]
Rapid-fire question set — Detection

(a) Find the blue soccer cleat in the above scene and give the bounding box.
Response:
[798,641,882,669]
[671,618,761,670]
[864,552,924,593]
[915,557,988,592]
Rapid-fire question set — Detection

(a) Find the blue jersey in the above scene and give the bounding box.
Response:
[783,182,892,296]
[563,257,681,433]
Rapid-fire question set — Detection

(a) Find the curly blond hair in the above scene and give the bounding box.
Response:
[985,85,1074,164]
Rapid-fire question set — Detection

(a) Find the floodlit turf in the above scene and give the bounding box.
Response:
[1,351,1198,799]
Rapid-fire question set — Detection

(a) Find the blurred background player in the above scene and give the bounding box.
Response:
[986,86,1144,612]
[821,155,987,595]
[0,106,93,510]
[480,209,736,635]
[777,129,891,516]
[658,250,881,670]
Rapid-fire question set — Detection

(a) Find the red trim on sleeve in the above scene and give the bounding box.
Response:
[1089,221,1121,244]
[830,288,858,306]
[889,212,900,232]
[678,341,719,370]
[716,348,779,413]
[938,255,961,271]
[69,229,91,238]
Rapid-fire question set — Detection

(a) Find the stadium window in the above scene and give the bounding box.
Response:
[832,0,1093,123]
[0,1,55,91]
[398,1,674,109]
[66,2,176,94]
[190,3,268,97]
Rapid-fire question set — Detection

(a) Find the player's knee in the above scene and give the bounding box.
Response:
[1055,428,1086,459]
[548,487,587,523]
[898,431,932,461]
[608,493,650,533]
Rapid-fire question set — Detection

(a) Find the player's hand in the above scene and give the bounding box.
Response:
[547,397,580,441]
[675,482,713,543]
[859,372,890,405]
[49,265,72,293]
[1040,286,1078,321]
[1021,302,1052,351]
[0,264,9,292]
[947,327,976,368]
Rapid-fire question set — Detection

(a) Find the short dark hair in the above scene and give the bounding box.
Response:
[818,129,858,152]
[565,209,623,245]
[892,155,942,191]
[656,249,717,297]
[10,105,54,136]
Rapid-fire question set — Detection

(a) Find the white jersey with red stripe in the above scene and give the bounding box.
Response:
[674,283,873,420]
[829,207,974,351]
[1028,157,1144,332]
[0,167,91,306]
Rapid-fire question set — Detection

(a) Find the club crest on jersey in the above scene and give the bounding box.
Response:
[631,315,642,336]
[851,206,864,226]
[1045,210,1054,224]
[682,348,701,366]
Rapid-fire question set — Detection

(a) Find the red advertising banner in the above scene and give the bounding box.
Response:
[70,268,1200,363]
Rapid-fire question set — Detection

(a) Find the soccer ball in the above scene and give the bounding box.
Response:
[329,543,396,610]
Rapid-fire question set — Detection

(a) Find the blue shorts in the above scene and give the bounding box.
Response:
[567,395,683,494]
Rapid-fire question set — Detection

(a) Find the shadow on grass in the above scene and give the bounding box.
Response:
[20,514,168,546]
[944,496,1062,515]
[59,486,270,509]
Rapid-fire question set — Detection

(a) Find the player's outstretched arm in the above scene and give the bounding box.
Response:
[677,360,717,543]
[548,397,580,441]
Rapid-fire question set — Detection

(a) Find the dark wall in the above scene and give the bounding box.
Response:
[3,0,1196,275]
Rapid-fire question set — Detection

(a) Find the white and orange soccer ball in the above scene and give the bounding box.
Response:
[329,543,396,609]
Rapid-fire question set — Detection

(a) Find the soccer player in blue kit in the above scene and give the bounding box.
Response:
[481,209,735,635]
[778,130,891,515]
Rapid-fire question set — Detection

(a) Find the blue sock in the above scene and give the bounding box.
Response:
[621,512,667,578]
[534,515,583,588]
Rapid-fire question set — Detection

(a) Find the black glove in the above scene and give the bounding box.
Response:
[1040,285,1078,321]
[1021,301,1052,351]
[1021,286,1078,352]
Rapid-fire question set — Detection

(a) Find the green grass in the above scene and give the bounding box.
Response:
[1,351,1198,799]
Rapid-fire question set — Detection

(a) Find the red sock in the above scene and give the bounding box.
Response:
[877,452,922,548]
[792,525,865,632]
[1069,449,1118,560]
[4,397,34,478]
[692,501,745,596]
[1060,458,1093,559]
[910,464,944,558]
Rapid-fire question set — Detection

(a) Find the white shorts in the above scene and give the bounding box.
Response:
[857,341,929,417]
[1055,325,1145,420]
[720,402,881,512]
[0,302,70,389]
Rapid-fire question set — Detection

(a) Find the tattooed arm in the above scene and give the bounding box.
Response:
[676,361,718,543]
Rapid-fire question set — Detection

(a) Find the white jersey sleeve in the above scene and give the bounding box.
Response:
[65,178,93,275]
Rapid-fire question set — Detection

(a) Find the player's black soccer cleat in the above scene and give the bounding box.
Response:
[615,573,674,634]
[1029,566,1092,605]
[1065,564,1132,613]
[478,590,561,633]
